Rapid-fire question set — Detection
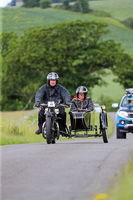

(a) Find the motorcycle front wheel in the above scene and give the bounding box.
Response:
[46,117,52,144]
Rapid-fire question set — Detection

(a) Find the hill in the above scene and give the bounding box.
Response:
[1,6,133,54]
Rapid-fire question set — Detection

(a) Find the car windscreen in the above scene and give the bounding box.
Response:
[121,97,133,107]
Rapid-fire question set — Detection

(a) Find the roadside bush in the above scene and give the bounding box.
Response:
[40,0,51,8]
[122,18,133,29]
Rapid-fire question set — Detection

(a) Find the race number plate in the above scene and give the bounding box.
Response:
[48,101,55,107]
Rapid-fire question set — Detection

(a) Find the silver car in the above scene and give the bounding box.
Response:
[94,103,102,113]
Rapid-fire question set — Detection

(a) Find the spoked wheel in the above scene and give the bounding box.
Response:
[42,122,46,139]
[102,128,108,143]
[46,117,52,144]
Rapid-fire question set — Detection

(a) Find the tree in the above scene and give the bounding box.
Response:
[122,18,133,29]
[0,32,18,58]
[63,0,70,9]
[78,0,89,13]
[23,0,40,7]
[40,0,51,8]
[112,54,133,88]
[52,0,62,2]
[1,21,132,111]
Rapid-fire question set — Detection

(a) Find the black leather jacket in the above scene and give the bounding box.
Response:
[35,84,71,104]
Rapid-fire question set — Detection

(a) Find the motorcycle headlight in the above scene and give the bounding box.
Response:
[118,111,128,118]
[55,109,59,114]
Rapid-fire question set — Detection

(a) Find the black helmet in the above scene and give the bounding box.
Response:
[76,86,88,99]
[47,72,59,85]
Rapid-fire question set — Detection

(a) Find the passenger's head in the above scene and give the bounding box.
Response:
[78,93,85,100]
[47,72,59,87]
[76,86,88,100]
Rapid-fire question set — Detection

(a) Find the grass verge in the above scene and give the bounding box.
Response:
[107,156,133,200]
[0,109,114,145]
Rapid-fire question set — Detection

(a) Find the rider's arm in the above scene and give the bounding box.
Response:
[60,85,71,104]
[70,102,76,111]
[86,98,94,111]
[35,85,46,104]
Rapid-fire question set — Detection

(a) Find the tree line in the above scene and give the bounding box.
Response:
[22,0,90,13]
[1,20,133,111]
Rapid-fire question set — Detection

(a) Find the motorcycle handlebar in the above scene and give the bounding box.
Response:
[71,108,90,112]
[33,103,70,109]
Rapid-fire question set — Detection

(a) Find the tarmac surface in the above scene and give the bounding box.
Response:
[1,112,133,200]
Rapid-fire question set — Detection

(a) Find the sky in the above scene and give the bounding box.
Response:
[0,0,12,7]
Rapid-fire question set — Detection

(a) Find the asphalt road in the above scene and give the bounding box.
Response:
[1,113,133,200]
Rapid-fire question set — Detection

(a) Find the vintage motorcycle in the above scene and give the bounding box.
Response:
[39,101,68,144]
[35,101,108,144]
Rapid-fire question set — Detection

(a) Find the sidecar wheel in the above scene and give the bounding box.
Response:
[102,129,108,143]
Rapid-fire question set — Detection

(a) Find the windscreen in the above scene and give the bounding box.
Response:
[121,97,133,107]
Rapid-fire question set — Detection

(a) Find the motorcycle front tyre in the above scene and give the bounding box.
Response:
[46,117,52,144]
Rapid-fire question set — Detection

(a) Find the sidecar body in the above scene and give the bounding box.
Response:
[69,110,95,131]
[67,108,108,143]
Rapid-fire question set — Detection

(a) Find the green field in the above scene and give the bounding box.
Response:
[1,5,133,54]
[1,7,93,35]
[89,0,133,21]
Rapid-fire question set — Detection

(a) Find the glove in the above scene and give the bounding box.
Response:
[65,102,72,107]
[34,101,40,108]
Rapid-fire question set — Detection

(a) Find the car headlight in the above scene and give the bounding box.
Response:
[118,111,128,118]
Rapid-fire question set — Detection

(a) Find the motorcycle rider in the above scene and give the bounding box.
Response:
[34,72,71,135]
[70,86,94,111]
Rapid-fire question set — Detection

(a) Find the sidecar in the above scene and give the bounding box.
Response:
[67,106,108,143]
